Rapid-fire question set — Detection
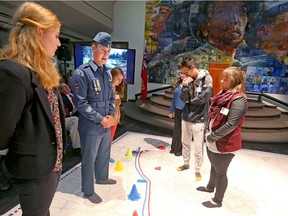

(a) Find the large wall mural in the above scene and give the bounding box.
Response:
[144,0,288,95]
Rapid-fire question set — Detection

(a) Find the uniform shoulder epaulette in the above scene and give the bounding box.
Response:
[74,63,90,77]
[78,63,89,69]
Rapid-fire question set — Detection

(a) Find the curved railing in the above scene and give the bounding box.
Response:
[134,85,173,101]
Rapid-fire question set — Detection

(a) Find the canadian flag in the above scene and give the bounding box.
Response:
[141,52,148,103]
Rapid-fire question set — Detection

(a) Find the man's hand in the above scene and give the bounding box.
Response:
[182,76,193,86]
[100,115,114,128]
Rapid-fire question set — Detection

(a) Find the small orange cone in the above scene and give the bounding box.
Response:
[114,159,124,172]
[132,210,138,216]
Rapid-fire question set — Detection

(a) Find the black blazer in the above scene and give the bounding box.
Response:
[0,60,67,179]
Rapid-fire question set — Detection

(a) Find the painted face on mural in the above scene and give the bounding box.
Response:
[206,2,248,52]
[272,13,288,44]
[258,12,288,51]
[149,4,172,41]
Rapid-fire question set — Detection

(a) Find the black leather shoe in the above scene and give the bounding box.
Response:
[96,179,117,185]
[169,149,174,154]
[174,151,182,156]
[197,186,214,193]
[202,199,222,208]
[84,192,102,203]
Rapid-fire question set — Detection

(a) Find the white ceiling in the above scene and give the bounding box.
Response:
[0,0,117,42]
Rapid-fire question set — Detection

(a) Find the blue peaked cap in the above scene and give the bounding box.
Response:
[93,32,112,48]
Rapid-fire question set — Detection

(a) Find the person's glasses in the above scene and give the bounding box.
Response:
[181,68,191,74]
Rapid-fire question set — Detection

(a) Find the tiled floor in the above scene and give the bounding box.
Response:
[4,132,288,216]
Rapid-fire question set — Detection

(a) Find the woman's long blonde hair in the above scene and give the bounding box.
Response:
[221,67,246,95]
[0,2,61,90]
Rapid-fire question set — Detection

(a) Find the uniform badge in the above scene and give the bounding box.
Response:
[93,78,101,93]
[74,83,80,89]
[74,69,84,77]
[85,106,92,113]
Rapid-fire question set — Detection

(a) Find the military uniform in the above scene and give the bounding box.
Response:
[72,59,115,196]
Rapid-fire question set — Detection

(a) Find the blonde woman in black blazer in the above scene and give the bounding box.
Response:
[0,2,66,215]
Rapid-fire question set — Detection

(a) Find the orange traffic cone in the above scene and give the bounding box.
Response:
[132,210,138,216]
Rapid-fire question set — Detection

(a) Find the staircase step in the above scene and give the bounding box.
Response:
[242,131,288,145]
[151,95,268,110]
[247,100,266,109]
[122,101,173,132]
[243,114,288,129]
[150,95,171,108]
[136,99,170,117]
[164,91,173,100]
[143,98,282,120]
[136,99,287,130]
[246,107,282,119]
[123,101,288,145]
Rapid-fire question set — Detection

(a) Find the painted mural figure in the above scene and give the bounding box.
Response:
[146,0,176,66]
[182,1,286,93]
[149,0,173,41]
[252,2,288,65]
[243,1,288,93]
[145,1,288,94]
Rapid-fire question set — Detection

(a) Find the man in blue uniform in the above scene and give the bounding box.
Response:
[72,32,116,204]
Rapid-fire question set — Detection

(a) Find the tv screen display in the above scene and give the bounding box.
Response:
[74,43,136,84]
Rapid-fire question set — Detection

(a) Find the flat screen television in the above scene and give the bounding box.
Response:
[74,43,136,84]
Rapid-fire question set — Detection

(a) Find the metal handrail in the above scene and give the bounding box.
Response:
[134,85,173,101]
